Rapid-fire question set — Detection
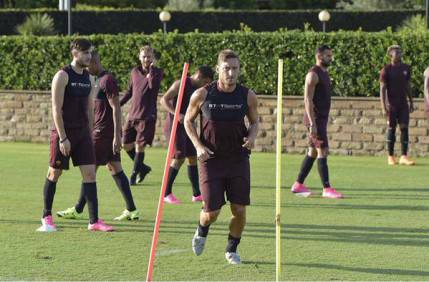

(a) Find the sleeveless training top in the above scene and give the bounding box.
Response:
[200,81,250,159]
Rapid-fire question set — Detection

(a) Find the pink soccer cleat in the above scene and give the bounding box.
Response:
[192,195,203,202]
[322,187,343,199]
[88,219,114,232]
[291,182,312,197]
[36,215,57,232]
[164,193,181,204]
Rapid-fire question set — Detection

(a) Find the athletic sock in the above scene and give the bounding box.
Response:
[296,155,316,184]
[83,182,98,224]
[317,158,331,188]
[112,171,136,211]
[187,165,201,196]
[74,184,86,213]
[386,128,396,156]
[42,178,57,218]
[197,222,210,237]
[226,234,241,253]
[133,152,145,174]
[400,127,409,156]
[165,166,179,196]
[126,149,135,162]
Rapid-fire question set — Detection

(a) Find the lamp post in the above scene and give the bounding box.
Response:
[59,0,72,35]
[159,11,171,34]
[318,10,331,32]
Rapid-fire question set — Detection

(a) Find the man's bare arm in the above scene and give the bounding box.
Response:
[380,81,388,117]
[160,80,181,115]
[304,72,318,135]
[88,76,98,133]
[51,70,70,156]
[243,90,259,149]
[52,71,68,140]
[184,88,213,161]
[108,95,122,153]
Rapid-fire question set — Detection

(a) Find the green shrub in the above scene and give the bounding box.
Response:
[15,13,55,35]
[0,31,428,97]
[397,14,428,33]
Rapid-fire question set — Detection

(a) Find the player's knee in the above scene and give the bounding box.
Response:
[123,143,134,152]
[47,168,62,181]
[171,158,185,169]
[107,162,122,175]
[231,205,246,218]
[187,156,197,166]
[399,124,408,130]
[318,148,328,158]
[136,143,145,152]
[308,148,317,158]
[205,211,220,223]
[82,170,96,182]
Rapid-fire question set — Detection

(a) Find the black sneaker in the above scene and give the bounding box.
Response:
[130,172,138,186]
[137,165,152,183]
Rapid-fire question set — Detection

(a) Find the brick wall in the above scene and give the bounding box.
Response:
[1,90,428,156]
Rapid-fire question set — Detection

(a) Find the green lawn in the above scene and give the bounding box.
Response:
[1,142,429,281]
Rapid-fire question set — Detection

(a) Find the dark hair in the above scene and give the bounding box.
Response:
[70,38,92,52]
[316,45,331,54]
[90,49,100,63]
[217,49,239,64]
[90,49,99,57]
[197,65,214,80]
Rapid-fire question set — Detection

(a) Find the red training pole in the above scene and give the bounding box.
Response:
[146,62,189,282]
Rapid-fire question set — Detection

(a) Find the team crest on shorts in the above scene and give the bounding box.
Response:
[56,160,61,166]
[403,71,408,76]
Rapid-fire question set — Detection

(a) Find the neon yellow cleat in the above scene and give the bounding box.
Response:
[56,207,82,219]
[113,209,140,221]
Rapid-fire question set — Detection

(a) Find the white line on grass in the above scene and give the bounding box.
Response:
[155,248,188,257]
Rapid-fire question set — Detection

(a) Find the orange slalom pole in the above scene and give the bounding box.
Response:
[146,62,189,282]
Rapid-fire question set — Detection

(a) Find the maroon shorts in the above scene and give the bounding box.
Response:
[199,156,250,212]
[122,119,156,146]
[388,105,409,128]
[49,127,95,170]
[164,121,196,159]
[93,132,121,166]
[306,117,329,149]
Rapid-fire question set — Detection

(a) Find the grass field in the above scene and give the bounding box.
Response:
[1,142,429,281]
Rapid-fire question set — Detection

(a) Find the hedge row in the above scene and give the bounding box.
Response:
[1,31,428,96]
[0,9,425,35]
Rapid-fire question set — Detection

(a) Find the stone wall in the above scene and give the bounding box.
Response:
[1,90,428,156]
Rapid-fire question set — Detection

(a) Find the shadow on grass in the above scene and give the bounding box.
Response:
[287,263,429,276]
[254,202,429,211]
[252,185,429,193]
[3,218,429,248]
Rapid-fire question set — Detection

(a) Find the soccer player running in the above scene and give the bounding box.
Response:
[120,46,164,185]
[160,66,214,204]
[185,50,259,264]
[37,39,113,232]
[380,45,415,166]
[290,45,343,199]
[57,50,141,221]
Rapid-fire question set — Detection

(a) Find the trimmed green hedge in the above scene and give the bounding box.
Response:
[1,31,428,96]
[0,9,425,35]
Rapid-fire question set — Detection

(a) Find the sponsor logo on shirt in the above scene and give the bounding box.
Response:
[71,82,91,88]
[208,104,243,110]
